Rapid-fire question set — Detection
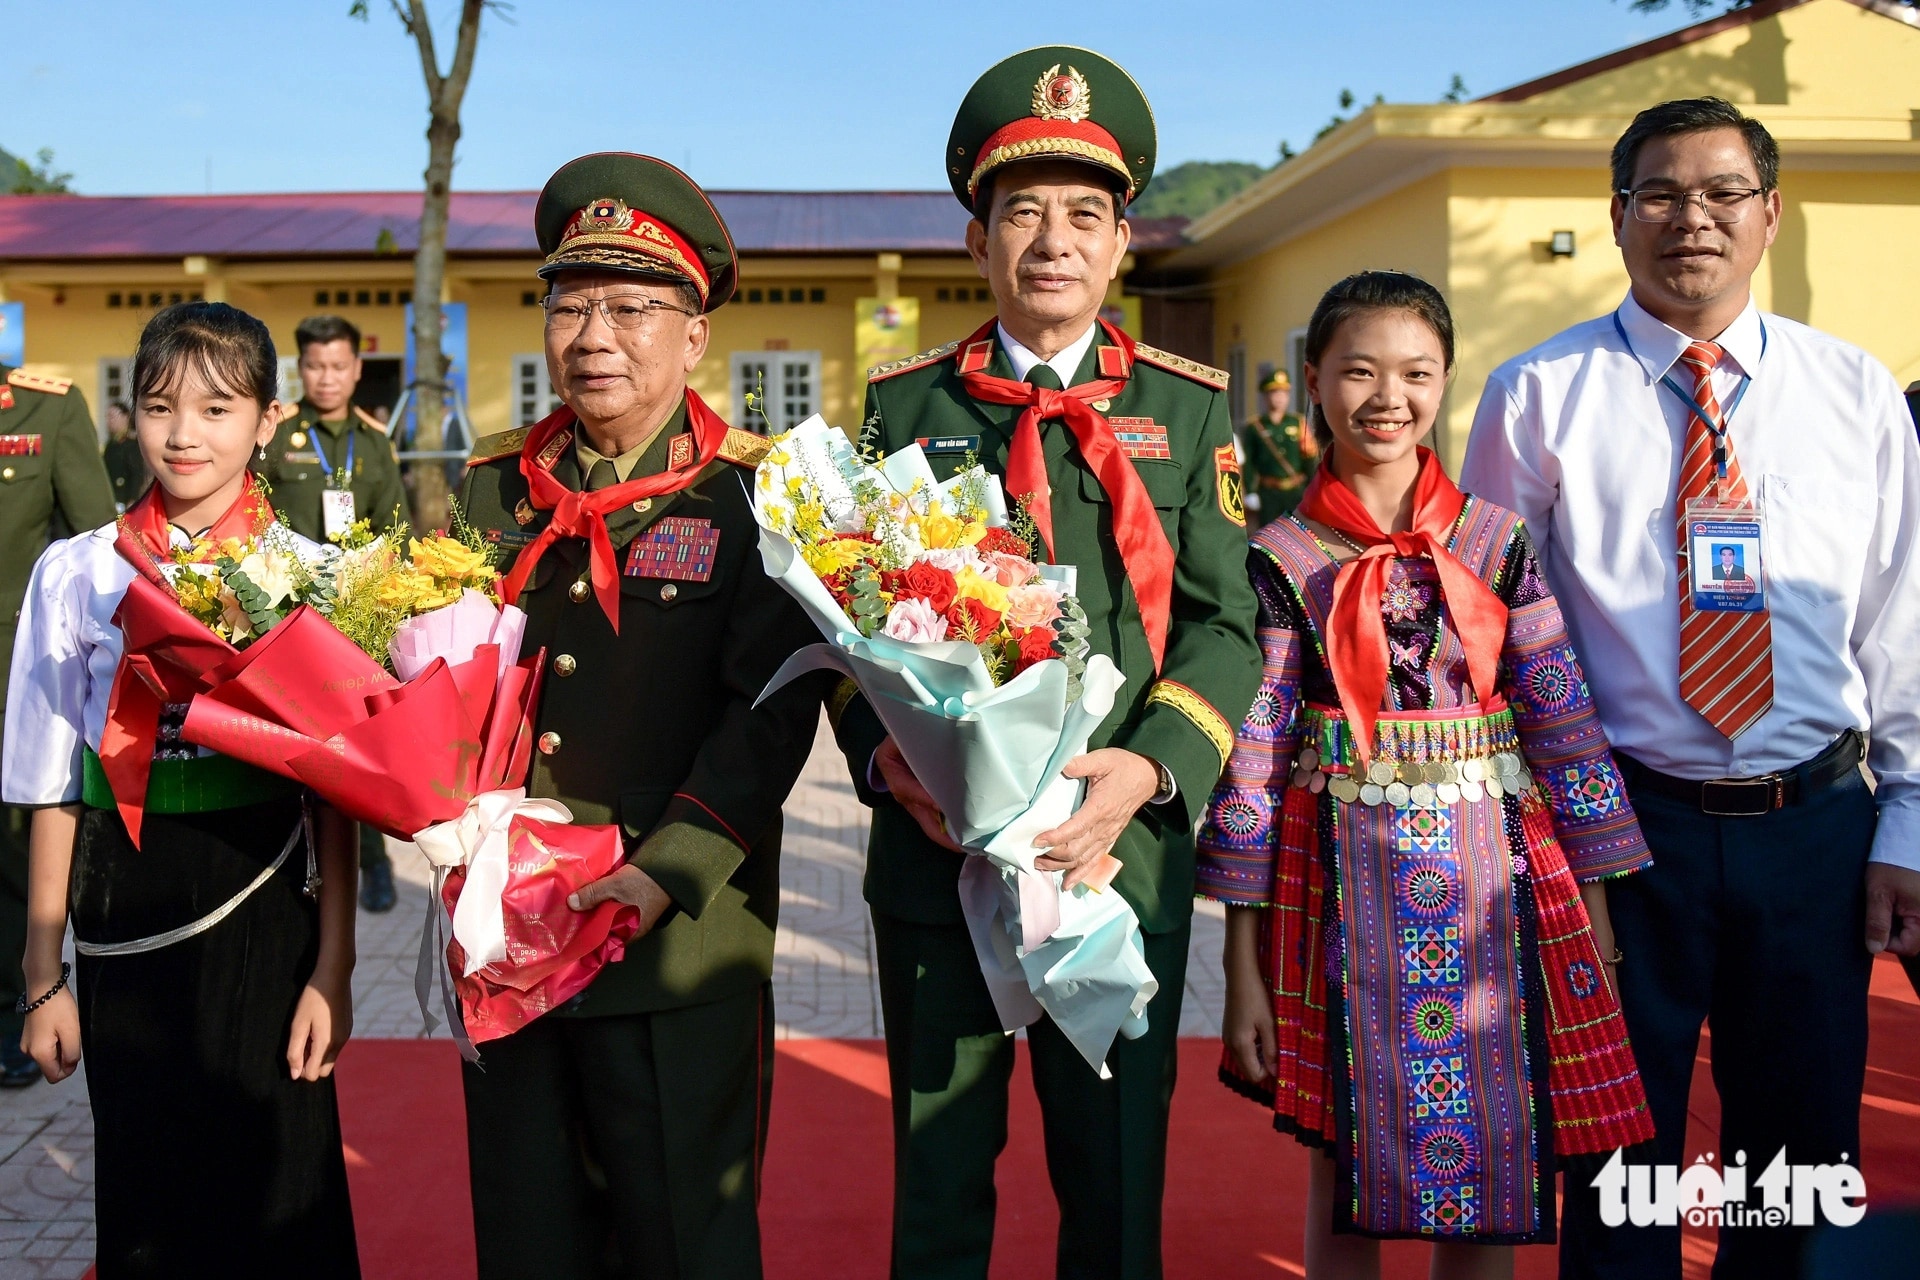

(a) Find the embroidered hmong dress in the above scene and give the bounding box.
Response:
[1197,496,1655,1244]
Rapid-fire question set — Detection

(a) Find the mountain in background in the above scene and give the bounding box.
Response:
[3,147,74,195]
[1130,160,1268,220]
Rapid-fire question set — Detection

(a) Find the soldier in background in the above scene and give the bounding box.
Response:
[262,314,409,912]
[1242,368,1315,525]
[101,400,149,510]
[0,365,116,1085]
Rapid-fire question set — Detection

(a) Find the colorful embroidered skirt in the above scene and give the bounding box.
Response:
[1224,701,1653,1242]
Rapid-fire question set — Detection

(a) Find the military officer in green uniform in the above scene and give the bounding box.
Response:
[457,154,826,1280]
[263,314,409,911]
[101,400,149,510]
[829,48,1261,1278]
[1242,368,1315,526]
[0,366,116,1085]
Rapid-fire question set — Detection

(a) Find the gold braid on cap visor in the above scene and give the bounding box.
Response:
[542,231,709,305]
[967,137,1134,202]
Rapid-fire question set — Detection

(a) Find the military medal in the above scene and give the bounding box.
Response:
[289,430,307,448]
[514,498,537,526]
[624,516,720,582]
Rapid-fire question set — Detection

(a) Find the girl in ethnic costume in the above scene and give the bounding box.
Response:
[1198,273,1654,1276]
[4,303,361,1276]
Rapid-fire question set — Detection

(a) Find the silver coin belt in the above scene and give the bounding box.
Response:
[1289,705,1535,809]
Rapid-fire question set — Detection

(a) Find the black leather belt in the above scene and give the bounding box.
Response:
[1616,729,1864,817]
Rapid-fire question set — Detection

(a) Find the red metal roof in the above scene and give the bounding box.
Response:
[0,190,1188,260]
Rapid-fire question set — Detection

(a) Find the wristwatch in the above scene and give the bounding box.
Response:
[1150,758,1176,806]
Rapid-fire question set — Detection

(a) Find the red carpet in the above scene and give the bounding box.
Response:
[78,954,1920,1279]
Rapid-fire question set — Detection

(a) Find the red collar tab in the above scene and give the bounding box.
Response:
[957,339,995,376]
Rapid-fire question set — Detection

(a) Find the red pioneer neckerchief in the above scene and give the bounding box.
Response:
[1295,447,1508,764]
[498,390,731,632]
[102,477,275,843]
[957,317,1175,673]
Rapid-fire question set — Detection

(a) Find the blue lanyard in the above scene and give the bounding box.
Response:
[311,422,356,487]
[1612,310,1767,480]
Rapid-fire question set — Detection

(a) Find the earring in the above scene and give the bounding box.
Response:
[256,444,267,462]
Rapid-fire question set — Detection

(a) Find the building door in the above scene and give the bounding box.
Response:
[356,354,403,421]
[729,350,821,435]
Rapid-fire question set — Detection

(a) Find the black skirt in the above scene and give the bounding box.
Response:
[71,797,360,1279]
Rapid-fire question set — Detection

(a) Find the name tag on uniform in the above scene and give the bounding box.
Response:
[284,451,321,464]
[484,528,534,551]
[1686,504,1767,613]
[322,489,357,541]
[916,435,980,454]
[1109,418,1170,460]
[624,517,720,582]
[0,435,43,456]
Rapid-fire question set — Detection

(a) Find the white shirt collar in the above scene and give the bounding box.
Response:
[1616,289,1766,383]
[997,321,1099,388]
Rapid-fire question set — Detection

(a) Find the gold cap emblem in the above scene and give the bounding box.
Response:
[584,198,636,232]
[1031,64,1091,124]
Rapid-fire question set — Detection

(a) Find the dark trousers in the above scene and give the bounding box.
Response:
[357,822,389,873]
[0,802,27,1046]
[871,910,1189,1280]
[1559,767,1876,1280]
[462,984,774,1280]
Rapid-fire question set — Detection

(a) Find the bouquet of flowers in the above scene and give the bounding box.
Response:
[111,510,637,1054]
[751,417,1156,1073]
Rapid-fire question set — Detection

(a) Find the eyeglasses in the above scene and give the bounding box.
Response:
[540,294,697,330]
[1617,187,1767,224]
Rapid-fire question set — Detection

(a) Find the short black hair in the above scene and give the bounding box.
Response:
[1302,270,1455,449]
[132,301,278,410]
[294,314,362,356]
[1611,97,1779,195]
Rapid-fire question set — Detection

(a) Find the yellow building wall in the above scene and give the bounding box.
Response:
[1513,0,1920,112]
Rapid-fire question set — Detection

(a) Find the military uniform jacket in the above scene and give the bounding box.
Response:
[0,368,116,713]
[459,401,825,1017]
[264,401,408,541]
[1245,411,1315,523]
[835,331,1262,934]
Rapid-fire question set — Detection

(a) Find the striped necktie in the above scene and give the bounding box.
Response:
[1675,340,1773,738]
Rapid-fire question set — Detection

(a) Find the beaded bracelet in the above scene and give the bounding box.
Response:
[15,962,70,1015]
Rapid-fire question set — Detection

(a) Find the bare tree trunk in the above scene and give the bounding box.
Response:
[384,0,485,532]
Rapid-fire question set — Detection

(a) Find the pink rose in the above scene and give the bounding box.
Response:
[981,551,1039,588]
[1003,582,1063,629]
[881,596,950,643]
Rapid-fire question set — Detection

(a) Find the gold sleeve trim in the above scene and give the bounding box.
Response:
[1145,680,1233,768]
[826,677,861,729]
[867,340,960,383]
[1132,343,1230,390]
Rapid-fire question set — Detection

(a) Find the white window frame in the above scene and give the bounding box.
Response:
[277,356,304,408]
[729,350,821,435]
[1287,327,1309,405]
[511,353,559,429]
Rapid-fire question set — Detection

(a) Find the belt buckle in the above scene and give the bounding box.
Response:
[1700,776,1780,817]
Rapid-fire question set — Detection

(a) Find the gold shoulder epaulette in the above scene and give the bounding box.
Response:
[867,340,961,383]
[466,427,529,466]
[7,369,72,396]
[719,427,771,468]
[352,405,391,435]
[1131,343,1229,391]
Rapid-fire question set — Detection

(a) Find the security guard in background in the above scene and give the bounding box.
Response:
[262,314,409,912]
[830,48,1261,1278]
[1242,368,1314,525]
[458,154,826,1280]
[0,366,116,1085]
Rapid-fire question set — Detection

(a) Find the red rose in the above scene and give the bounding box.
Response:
[976,526,1033,560]
[946,595,1003,641]
[894,562,958,614]
[1012,625,1058,673]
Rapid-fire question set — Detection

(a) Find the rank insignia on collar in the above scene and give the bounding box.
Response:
[1096,345,1129,379]
[1215,443,1245,527]
[289,430,307,448]
[957,340,994,375]
[0,387,12,412]
[535,428,573,471]
[1031,64,1092,124]
[0,434,43,456]
[667,432,694,470]
[1110,418,1169,460]
[624,516,720,582]
[513,498,537,526]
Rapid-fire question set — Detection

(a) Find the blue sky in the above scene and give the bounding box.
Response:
[6,0,1699,194]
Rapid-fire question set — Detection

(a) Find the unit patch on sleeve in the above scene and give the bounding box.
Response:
[624,516,721,582]
[1214,443,1245,526]
[1110,418,1170,461]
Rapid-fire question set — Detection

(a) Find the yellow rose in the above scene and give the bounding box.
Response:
[801,538,874,578]
[918,511,964,550]
[952,565,1009,614]
[411,536,492,584]
[957,520,988,548]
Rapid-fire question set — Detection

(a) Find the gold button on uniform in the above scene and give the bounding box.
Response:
[0,468,13,481]
[569,579,591,603]
[538,731,562,755]
[659,583,678,602]
[632,498,652,513]
[552,654,577,677]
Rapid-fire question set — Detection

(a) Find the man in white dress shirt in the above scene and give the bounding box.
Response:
[1461,97,1920,1280]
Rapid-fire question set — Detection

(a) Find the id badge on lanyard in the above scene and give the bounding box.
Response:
[1684,497,1767,613]
[314,426,357,539]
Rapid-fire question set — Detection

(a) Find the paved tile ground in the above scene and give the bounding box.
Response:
[0,714,1227,1273]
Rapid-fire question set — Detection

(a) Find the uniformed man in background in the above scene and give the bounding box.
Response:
[830,47,1261,1278]
[0,365,116,1085]
[101,400,148,510]
[458,153,826,1280]
[1242,368,1314,525]
[262,314,409,912]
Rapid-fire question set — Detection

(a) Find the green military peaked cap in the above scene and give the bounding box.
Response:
[535,153,738,311]
[946,46,1157,212]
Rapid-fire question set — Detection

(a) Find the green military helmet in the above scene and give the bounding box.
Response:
[534,153,738,312]
[947,45,1157,212]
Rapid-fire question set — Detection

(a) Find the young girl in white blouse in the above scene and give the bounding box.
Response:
[3,302,361,1275]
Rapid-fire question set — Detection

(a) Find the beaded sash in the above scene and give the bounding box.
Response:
[1288,702,1534,809]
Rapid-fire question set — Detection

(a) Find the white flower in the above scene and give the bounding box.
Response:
[236,549,296,607]
[917,546,983,575]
